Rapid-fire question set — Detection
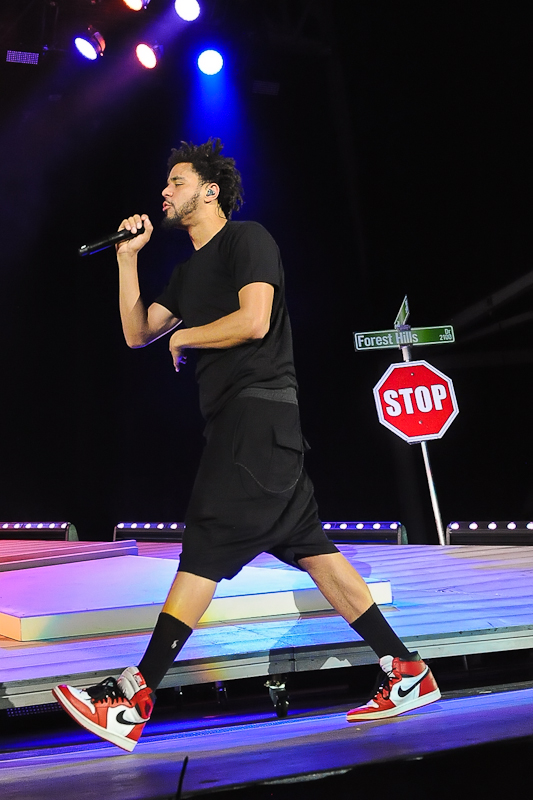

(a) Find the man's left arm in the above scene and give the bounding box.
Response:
[168,282,274,372]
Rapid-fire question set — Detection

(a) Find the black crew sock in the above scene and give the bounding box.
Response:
[138,612,193,691]
[350,603,411,660]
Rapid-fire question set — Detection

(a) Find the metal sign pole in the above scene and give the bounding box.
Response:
[399,329,446,546]
[420,441,446,546]
[355,296,455,546]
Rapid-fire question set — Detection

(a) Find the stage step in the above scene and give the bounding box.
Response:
[0,539,138,572]
[0,556,391,641]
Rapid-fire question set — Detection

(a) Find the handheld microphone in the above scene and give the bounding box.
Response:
[78,225,145,257]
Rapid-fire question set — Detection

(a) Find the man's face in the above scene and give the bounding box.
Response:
[162,162,203,229]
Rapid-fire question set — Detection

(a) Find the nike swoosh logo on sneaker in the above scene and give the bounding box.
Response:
[397,667,429,698]
[116,710,143,727]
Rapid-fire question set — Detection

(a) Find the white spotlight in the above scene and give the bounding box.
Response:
[198,49,223,75]
[175,0,200,21]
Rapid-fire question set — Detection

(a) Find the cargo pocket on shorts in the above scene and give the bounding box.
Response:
[233,403,304,497]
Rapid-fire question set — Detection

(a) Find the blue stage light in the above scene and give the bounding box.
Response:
[74,29,105,60]
[198,49,223,75]
[74,38,98,60]
[175,0,200,21]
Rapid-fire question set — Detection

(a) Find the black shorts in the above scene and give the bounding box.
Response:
[179,392,338,582]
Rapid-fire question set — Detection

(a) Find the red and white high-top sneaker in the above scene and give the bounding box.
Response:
[347,654,441,722]
[53,667,153,752]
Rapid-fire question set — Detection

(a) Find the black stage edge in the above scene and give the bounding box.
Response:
[168,736,533,799]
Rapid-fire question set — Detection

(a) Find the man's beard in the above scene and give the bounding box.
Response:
[161,189,201,230]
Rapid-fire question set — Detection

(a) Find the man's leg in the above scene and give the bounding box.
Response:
[161,571,217,625]
[298,552,410,656]
[298,552,375,622]
[52,571,217,751]
[298,552,440,720]
[136,571,216,692]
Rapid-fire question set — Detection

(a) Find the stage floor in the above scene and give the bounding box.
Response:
[1,542,532,710]
[0,684,532,799]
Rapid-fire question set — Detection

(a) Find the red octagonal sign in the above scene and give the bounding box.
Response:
[373,360,459,443]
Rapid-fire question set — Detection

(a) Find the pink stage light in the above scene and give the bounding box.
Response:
[123,0,151,9]
[136,43,160,69]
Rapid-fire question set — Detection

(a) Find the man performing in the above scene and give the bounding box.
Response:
[53,139,440,752]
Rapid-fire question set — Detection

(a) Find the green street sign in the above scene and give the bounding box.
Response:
[394,295,410,328]
[413,325,455,345]
[353,330,399,351]
[353,325,455,351]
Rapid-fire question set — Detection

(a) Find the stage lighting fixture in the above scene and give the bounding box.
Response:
[135,42,161,69]
[198,49,223,75]
[114,521,186,542]
[175,0,201,21]
[74,27,105,61]
[113,519,406,544]
[446,520,533,545]
[0,521,78,541]
[123,0,151,9]
[321,521,407,545]
[6,50,40,65]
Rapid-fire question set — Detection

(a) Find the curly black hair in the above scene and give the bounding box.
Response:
[167,138,244,219]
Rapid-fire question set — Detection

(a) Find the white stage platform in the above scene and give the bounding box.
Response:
[0,543,391,641]
[1,543,532,709]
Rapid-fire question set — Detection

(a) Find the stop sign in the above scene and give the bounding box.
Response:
[373,360,459,443]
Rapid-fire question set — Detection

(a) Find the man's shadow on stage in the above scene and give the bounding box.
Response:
[265,555,374,676]
[0,683,14,709]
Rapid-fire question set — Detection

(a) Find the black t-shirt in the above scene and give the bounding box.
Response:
[156,221,297,420]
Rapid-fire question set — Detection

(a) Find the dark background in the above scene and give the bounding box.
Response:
[0,0,531,543]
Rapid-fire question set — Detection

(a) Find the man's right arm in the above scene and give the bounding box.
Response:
[117,213,181,348]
